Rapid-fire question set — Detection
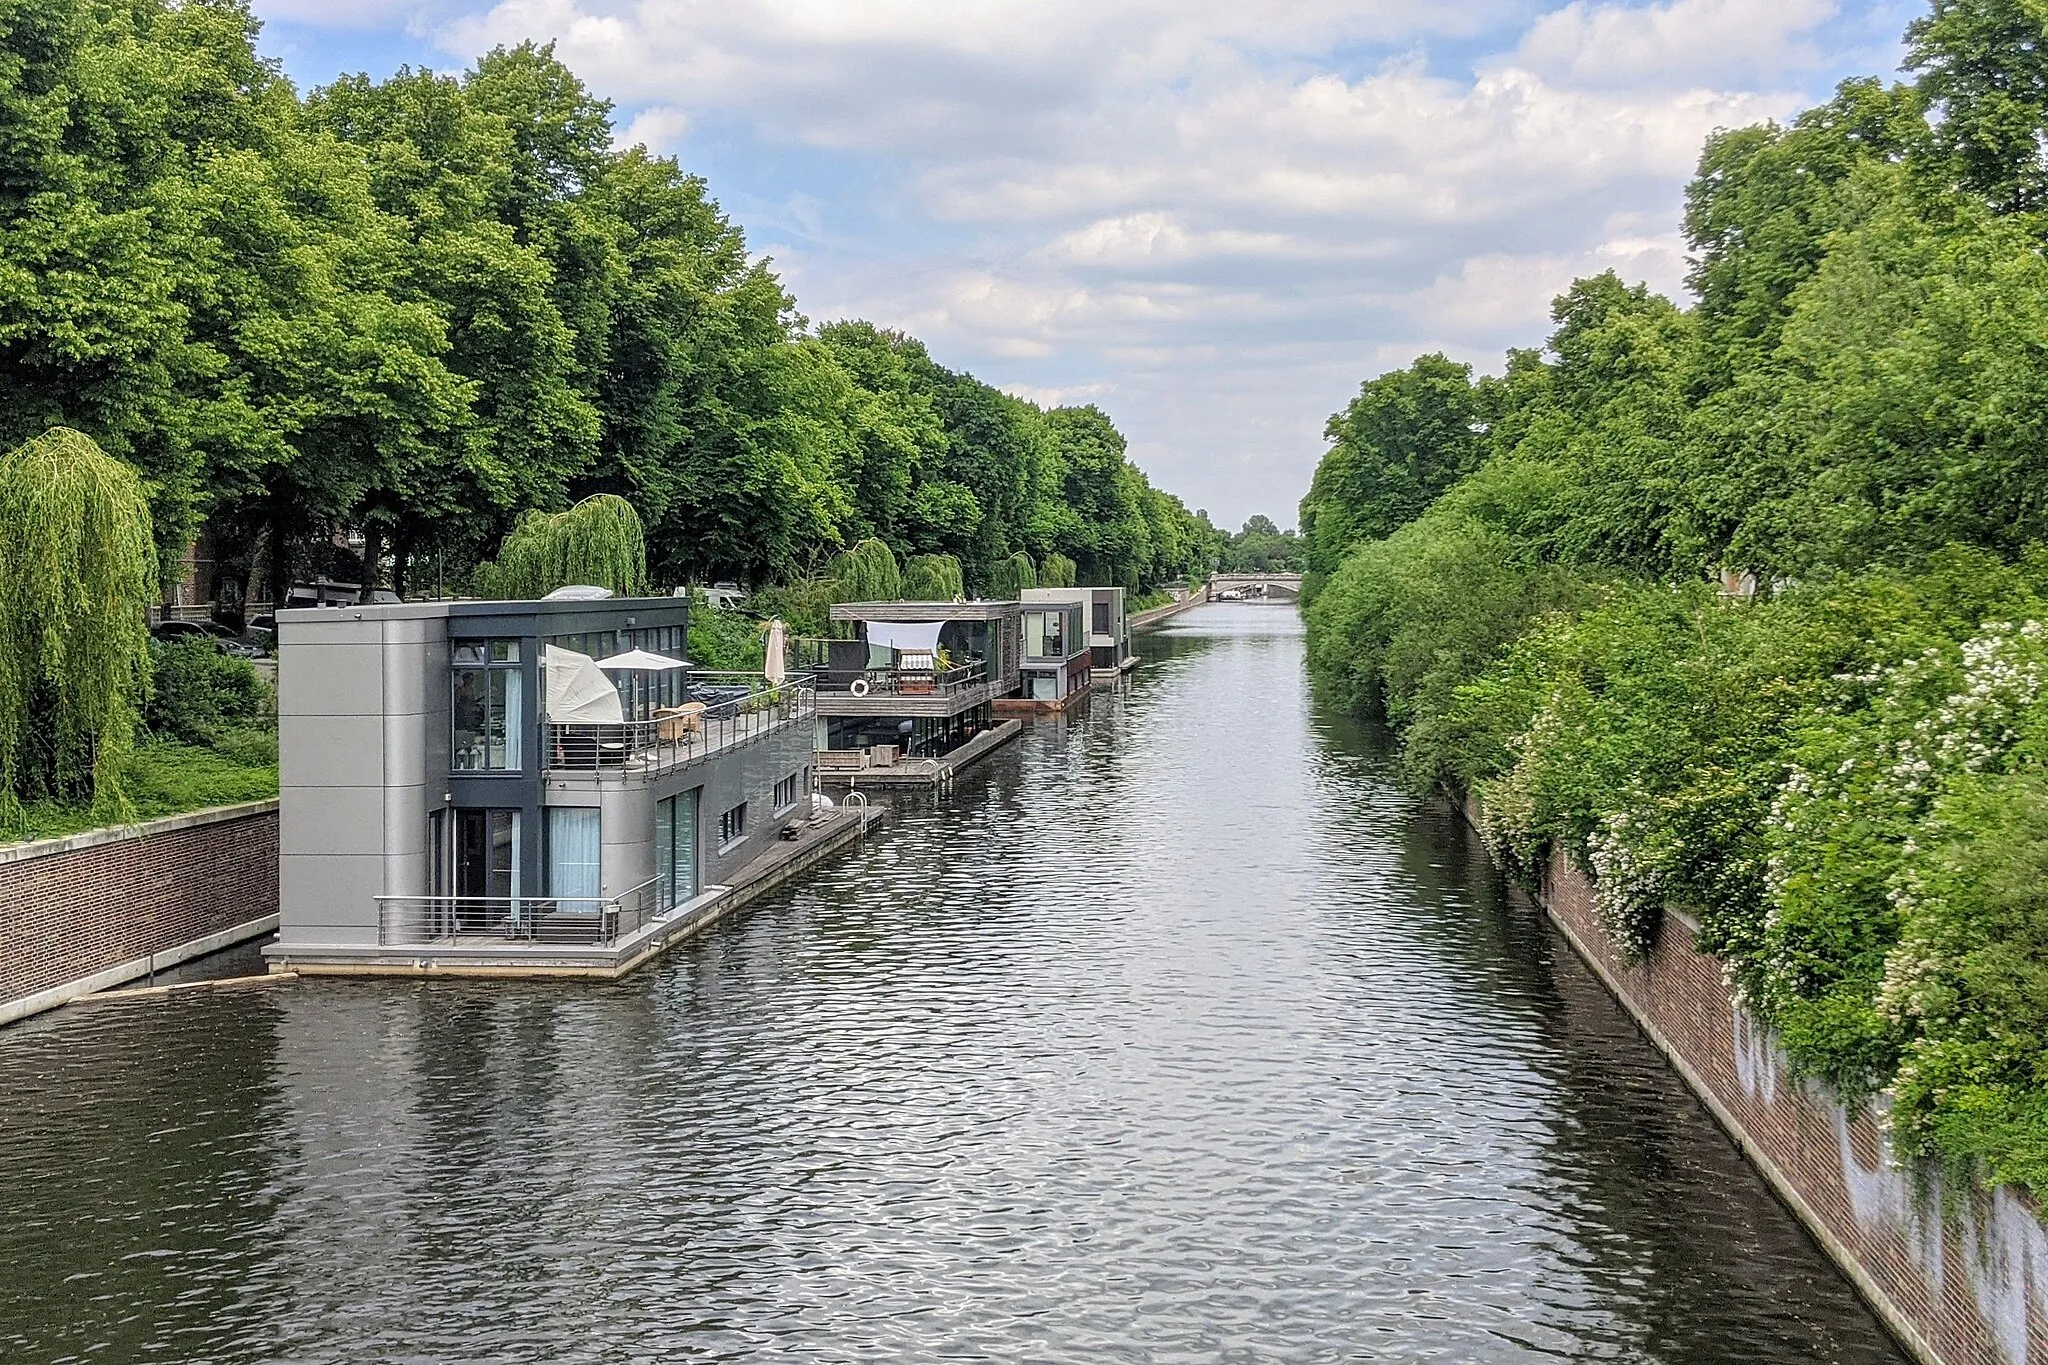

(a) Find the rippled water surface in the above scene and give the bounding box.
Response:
[0,604,1906,1363]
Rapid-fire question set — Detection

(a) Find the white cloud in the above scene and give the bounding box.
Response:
[1514,0,1839,87]
[616,104,688,154]
[258,0,1868,523]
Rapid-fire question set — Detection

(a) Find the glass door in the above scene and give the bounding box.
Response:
[655,789,699,909]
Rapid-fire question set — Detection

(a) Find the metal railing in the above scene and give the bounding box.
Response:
[545,672,814,776]
[372,876,665,948]
[786,638,988,698]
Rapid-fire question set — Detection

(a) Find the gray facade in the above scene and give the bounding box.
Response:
[272,595,814,961]
[1023,586,1133,674]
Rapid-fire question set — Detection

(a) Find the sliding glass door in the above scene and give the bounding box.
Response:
[655,789,699,909]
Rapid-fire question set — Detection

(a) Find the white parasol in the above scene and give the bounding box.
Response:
[544,647,625,724]
[763,618,786,687]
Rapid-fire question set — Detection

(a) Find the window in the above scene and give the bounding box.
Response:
[773,772,799,811]
[718,802,747,846]
[655,790,699,908]
[452,638,524,771]
[1093,600,1111,635]
[1025,610,1064,660]
[547,807,601,902]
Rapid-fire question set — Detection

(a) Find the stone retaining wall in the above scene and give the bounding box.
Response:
[0,802,279,1025]
[1538,850,2048,1365]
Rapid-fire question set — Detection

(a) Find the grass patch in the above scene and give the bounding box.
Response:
[3,728,278,844]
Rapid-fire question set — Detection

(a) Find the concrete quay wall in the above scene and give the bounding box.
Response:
[0,801,280,1026]
[1531,844,2048,1365]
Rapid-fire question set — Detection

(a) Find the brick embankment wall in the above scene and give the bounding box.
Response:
[1538,850,2048,1365]
[0,802,279,1025]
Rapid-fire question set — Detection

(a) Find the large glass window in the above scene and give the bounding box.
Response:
[547,807,601,902]
[1025,610,1065,660]
[655,789,699,909]
[452,638,524,771]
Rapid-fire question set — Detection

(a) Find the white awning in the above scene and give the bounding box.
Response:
[545,646,624,724]
[594,647,690,670]
[864,621,945,653]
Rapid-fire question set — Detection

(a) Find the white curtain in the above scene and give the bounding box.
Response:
[547,807,602,902]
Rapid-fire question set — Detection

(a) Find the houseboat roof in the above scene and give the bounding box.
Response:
[276,595,686,626]
[829,599,1023,623]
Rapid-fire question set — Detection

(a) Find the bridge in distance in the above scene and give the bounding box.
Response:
[1209,572,1302,600]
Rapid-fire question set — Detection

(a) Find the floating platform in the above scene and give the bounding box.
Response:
[817,718,1024,791]
[265,805,883,979]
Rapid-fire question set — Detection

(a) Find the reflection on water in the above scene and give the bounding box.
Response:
[0,604,1904,1363]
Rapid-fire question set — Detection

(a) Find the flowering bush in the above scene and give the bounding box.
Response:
[1317,535,2048,1191]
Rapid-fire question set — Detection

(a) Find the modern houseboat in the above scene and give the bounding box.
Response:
[798,600,1027,784]
[999,594,1093,714]
[267,592,866,976]
[1023,585,1136,678]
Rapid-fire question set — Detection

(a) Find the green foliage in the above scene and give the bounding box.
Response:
[987,551,1036,599]
[0,3,1208,609]
[745,578,836,639]
[1297,0,2048,1197]
[1299,355,1485,582]
[477,493,647,599]
[832,537,902,603]
[0,428,156,828]
[902,553,965,601]
[684,589,766,671]
[1221,515,1303,573]
[1039,553,1078,589]
[145,640,268,746]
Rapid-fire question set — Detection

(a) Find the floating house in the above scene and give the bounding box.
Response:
[267,592,863,975]
[798,600,1026,782]
[1023,586,1135,677]
[1000,594,1093,714]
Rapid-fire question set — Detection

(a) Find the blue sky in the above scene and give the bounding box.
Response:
[249,0,1921,530]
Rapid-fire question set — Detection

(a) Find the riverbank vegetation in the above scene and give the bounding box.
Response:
[1301,1,2048,1196]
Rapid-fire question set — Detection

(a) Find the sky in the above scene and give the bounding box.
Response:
[248,0,1922,531]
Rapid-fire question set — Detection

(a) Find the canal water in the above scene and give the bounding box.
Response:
[0,603,1906,1364]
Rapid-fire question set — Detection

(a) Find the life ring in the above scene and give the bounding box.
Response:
[849,678,870,697]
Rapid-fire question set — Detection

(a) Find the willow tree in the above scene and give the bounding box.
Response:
[902,553,964,601]
[476,494,648,599]
[1040,553,1077,588]
[833,537,902,602]
[988,551,1037,599]
[0,429,157,825]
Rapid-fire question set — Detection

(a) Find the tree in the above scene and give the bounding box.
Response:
[1907,0,2048,214]
[476,493,647,598]
[832,537,901,603]
[902,553,964,601]
[988,551,1036,598]
[1041,553,1078,588]
[1299,354,1486,581]
[0,429,155,826]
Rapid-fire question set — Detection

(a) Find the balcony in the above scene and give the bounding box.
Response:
[372,877,664,949]
[544,671,814,780]
[791,638,993,718]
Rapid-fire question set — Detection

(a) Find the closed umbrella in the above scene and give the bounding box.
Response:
[594,648,690,670]
[763,618,786,687]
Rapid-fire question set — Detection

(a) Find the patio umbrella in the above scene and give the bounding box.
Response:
[594,647,691,670]
[763,618,786,687]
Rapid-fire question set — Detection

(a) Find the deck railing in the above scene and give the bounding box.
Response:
[372,876,665,948]
[787,640,987,698]
[545,672,814,776]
